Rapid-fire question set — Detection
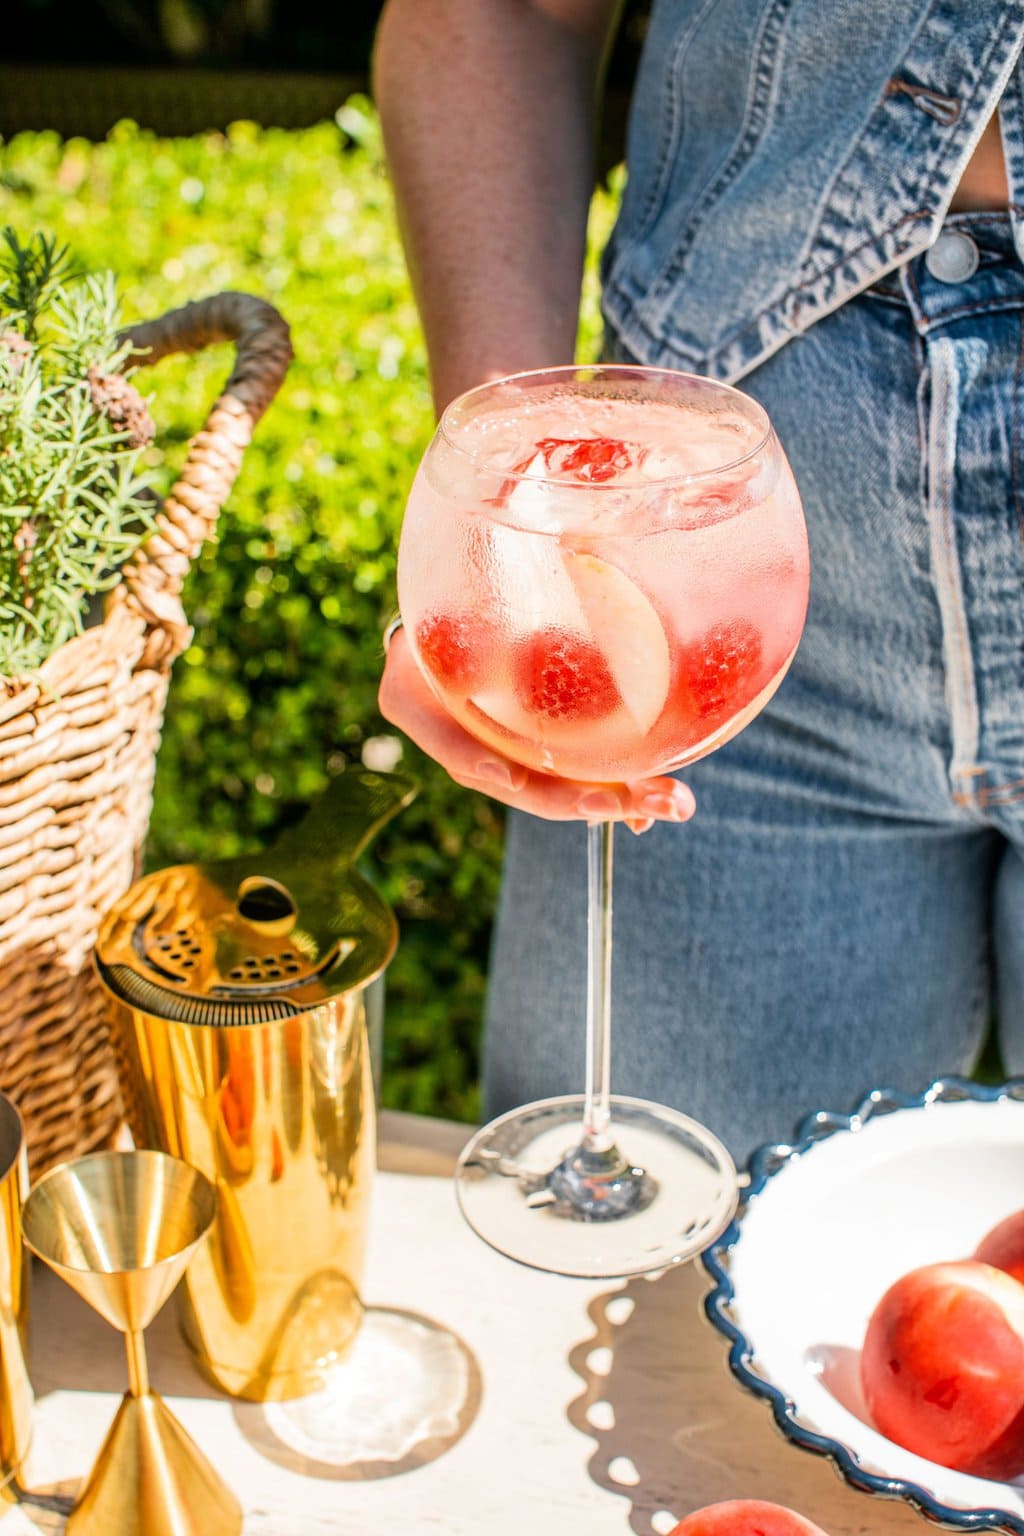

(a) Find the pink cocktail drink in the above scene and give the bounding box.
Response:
[396,366,809,1280]
[399,377,808,784]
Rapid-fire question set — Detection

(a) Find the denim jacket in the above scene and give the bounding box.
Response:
[601,0,1024,382]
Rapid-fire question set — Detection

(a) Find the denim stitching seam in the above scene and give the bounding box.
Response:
[1006,60,1024,223]
[915,295,1024,329]
[790,18,1024,338]
[785,0,946,286]
[910,11,1024,227]
[946,208,1024,227]
[641,209,932,361]
[786,211,934,329]
[622,0,721,252]
[804,7,1024,291]
[1011,310,1024,561]
[646,0,796,307]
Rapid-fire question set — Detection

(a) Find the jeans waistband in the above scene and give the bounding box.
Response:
[868,211,1024,332]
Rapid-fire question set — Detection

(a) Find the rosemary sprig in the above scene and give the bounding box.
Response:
[0,229,157,675]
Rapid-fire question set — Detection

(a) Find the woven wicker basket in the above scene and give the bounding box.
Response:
[0,291,292,1176]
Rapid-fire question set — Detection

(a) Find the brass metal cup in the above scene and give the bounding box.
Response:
[95,769,416,1402]
[0,1094,31,1504]
[22,1150,242,1536]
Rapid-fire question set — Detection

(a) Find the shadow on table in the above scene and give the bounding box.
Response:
[567,1261,741,1536]
[28,1261,226,1402]
[9,1480,76,1532]
[233,1306,482,1481]
[31,1265,482,1485]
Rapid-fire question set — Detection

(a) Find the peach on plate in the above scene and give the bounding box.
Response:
[669,1500,830,1535]
[974,1208,1024,1286]
[860,1259,1024,1479]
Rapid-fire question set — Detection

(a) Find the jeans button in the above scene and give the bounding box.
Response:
[924,230,980,283]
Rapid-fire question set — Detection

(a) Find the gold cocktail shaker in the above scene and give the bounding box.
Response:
[95,770,415,1402]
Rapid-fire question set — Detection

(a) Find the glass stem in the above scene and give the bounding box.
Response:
[583,820,615,1155]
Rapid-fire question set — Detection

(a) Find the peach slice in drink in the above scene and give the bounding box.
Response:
[469,547,670,756]
[563,551,670,734]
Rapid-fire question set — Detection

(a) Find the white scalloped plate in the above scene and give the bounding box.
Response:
[704,1079,1024,1532]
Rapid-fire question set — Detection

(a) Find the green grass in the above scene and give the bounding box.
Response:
[0,103,622,1121]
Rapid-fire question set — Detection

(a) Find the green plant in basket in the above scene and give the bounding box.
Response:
[0,227,156,675]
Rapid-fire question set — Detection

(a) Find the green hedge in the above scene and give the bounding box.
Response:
[0,103,621,1121]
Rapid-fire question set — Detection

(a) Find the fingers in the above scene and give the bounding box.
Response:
[379,630,528,794]
[379,629,696,829]
[622,776,696,833]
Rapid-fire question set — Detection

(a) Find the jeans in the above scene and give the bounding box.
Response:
[483,211,1024,1168]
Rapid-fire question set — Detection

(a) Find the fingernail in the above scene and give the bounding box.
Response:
[625,815,655,836]
[475,758,527,791]
[639,790,691,822]
[576,791,624,820]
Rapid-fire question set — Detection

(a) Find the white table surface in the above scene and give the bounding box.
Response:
[7,1111,932,1535]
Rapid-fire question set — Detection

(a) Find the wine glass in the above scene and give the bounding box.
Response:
[396,365,809,1278]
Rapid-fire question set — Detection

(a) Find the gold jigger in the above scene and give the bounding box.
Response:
[21,1150,242,1536]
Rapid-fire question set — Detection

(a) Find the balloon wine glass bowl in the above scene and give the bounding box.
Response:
[21,1149,242,1536]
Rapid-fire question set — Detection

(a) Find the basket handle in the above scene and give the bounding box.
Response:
[112,290,293,668]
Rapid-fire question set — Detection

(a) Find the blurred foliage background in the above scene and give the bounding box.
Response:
[0,103,623,1121]
[7,0,385,68]
[5,0,648,83]
[1,3,648,179]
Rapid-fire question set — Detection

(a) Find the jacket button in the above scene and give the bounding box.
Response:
[924,230,980,283]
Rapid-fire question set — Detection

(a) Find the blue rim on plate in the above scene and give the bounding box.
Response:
[702,1076,1024,1534]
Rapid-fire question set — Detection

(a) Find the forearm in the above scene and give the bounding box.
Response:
[374,0,619,410]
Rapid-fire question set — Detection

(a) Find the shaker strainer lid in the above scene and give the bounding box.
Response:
[95,770,416,1026]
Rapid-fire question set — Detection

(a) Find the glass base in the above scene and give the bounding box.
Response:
[248,1309,476,1473]
[455,1094,738,1279]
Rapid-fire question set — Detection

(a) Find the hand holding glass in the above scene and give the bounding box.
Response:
[396,366,809,1278]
